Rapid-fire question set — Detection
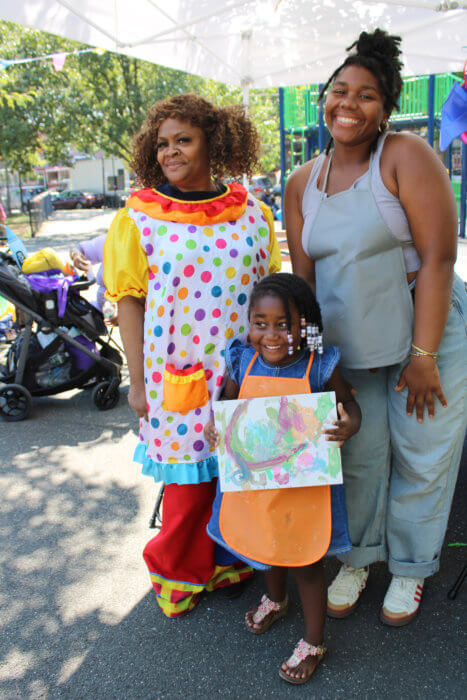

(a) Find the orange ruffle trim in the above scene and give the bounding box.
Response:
[126,182,248,225]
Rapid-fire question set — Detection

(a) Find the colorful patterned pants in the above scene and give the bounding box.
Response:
[143,480,252,617]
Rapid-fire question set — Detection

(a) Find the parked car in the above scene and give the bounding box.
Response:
[51,190,104,210]
[249,176,281,219]
[249,175,274,197]
[21,186,46,212]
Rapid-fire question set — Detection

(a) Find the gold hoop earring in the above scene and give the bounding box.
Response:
[379,121,388,134]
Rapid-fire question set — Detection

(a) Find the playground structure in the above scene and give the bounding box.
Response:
[278,73,467,238]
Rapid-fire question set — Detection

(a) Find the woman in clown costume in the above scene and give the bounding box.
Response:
[104,94,281,618]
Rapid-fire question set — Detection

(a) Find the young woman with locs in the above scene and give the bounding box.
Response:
[285,29,466,626]
[103,94,281,618]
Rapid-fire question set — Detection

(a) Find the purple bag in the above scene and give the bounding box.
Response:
[66,334,99,371]
[26,269,77,317]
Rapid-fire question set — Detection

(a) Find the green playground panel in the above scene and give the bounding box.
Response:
[452,179,462,217]
[283,73,463,130]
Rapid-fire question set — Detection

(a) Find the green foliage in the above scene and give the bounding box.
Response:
[251,90,280,173]
[0,19,280,176]
[201,80,280,172]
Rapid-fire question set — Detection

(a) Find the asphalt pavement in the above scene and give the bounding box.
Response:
[0,210,465,699]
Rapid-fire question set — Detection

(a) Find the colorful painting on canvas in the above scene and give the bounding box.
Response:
[213,392,343,492]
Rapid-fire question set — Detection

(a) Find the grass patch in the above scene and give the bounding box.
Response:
[4,212,33,239]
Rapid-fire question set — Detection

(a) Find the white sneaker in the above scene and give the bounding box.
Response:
[327,564,369,618]
[380,575,424,627]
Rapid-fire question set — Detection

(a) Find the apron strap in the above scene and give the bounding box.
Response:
[321,153,333,199]
[304,350,314,382]
[242,351,259,382]
[368,148,375,183]
[322,149,375,197]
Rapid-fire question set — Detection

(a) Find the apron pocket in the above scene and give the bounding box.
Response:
[162,361,209,413]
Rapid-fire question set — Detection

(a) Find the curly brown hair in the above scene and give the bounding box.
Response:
[131,93,260,188]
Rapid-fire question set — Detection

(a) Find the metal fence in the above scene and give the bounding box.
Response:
[28,192,54,237]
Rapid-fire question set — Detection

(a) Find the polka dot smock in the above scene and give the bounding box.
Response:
[104,184,281,485]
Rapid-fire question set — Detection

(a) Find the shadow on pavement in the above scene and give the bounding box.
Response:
[57,532,466,700]
[0,378,144,698]
[57,454,467,698]
[0,448,140,698]
[0,377,464,698]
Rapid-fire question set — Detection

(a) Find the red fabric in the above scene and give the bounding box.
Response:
[128,182,247,216]
[143,481,217,585]
[165,361,203,376]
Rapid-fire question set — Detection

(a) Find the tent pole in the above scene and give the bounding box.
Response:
[243,84,250,116]
[279,87,286,228]
[242,85,250,189]
[241,28,253,189]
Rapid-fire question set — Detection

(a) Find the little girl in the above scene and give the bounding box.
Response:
[205,272,361,685]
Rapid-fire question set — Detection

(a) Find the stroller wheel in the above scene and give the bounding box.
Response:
[0,384,33,421]
[92,380,120,411]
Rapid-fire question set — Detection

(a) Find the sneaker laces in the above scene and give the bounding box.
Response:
[330,564,367,599]
[385,576,423,609]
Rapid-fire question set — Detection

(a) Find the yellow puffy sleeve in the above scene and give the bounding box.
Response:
[259,200,282,274]
[103,208,149,301]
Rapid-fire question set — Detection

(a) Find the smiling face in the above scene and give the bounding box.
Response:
[248,294,301,366]
[156,118,213,191]
[324,65,388,147]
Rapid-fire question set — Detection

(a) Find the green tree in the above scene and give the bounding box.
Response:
[0,19,280,175]
[201,81,280,173]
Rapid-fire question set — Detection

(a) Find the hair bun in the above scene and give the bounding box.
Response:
[348,28,402,63]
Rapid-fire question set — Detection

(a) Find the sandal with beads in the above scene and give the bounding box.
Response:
[245,593,289,634]
[278,638,326,685]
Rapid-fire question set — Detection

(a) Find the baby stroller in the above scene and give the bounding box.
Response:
[0,249,123,421]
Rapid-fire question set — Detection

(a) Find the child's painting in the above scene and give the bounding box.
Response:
[213,392,343,492]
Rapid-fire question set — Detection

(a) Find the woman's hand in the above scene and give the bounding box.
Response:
[395,357,447,422]
[204,420,219,447]
[70,247,90,272]
[128,383,148,421]
[324,401,361,448]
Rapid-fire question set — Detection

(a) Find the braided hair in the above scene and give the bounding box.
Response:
[248,272,323,336]
[319,28,403,153]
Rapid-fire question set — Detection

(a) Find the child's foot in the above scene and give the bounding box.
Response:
[245,593,288,634]
[279,638,326,684]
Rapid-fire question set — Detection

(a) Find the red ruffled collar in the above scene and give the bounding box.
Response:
[128,182,247,217]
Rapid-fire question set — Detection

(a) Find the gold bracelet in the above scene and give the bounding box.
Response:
[411,343,438,359]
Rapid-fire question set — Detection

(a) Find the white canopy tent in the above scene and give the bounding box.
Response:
[0,1,466,89]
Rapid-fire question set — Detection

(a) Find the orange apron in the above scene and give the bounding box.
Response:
[219,351,331,567]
